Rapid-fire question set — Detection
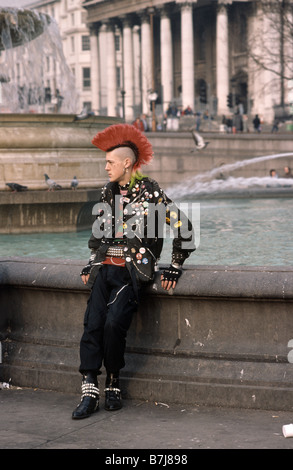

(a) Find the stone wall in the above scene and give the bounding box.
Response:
[1,257,293,411]
[0,189,101,233]
[1,114,293,192]
[146,132,293,187]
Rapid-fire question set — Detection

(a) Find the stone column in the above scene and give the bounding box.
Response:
[132,25,141,115]
[181,2,194,110]
[216,3,230,115]
[89,25,100,115]
[106,20,117,117]
[140,11,152,115]
[98,22,108,113]
[160,6,173,108]
[122,16,134,122]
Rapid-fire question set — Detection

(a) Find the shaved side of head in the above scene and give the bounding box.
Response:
[107,146,136,167]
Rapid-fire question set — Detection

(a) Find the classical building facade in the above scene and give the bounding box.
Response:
[82,0,293,124]
[24,0,293,124]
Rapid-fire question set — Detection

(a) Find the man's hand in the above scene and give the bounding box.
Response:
[161,277,177,291]
[80,263,92,285]
[161,265,182,291]
[81,274,90,285]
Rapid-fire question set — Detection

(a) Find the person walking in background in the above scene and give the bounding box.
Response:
[253,114,261,132]
[283,166,293,178]
[195,112,201,131]
[271,118,280,133]
[132,117,144,132]
[232,110,243,133]
[141,114,149,131]
[269,169,278,178]
[226,115,232,133]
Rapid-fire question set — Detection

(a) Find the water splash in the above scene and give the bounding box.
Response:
[0,8,49,50]
[169,152,293,198]
[0,8,79,113]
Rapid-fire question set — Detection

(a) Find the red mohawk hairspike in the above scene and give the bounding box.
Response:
[91,124,153,170]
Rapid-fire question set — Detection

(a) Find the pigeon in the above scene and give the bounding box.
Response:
[74,107,94,121]
[6,182,28,192]
[44,173,62,191]
[71,176,79,190]
[190,130,209,152]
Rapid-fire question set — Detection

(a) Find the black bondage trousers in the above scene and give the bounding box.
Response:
[79,264,138,375]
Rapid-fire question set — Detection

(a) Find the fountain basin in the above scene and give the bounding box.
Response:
[0,114,121,191]
[1,116,293,235]
[1,117,293,192]
[0,189,100,234]
[1,195,292,266]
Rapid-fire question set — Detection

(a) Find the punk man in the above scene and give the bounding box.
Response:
[72,123,195,419]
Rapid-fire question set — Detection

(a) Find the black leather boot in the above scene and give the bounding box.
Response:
[104,372,122,411]
[72,372,99,419]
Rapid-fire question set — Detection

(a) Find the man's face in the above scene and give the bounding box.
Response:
[105,148,126,183]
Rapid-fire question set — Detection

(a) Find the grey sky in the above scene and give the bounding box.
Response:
[0,0,34,7]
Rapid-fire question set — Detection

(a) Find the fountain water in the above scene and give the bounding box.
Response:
[0,8,78,113]
[169,152,293,198]
[0,7,120,192]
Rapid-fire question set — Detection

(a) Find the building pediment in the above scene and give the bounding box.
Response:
[82,0,232,23]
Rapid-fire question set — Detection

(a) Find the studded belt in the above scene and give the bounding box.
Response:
[106,246,125,258]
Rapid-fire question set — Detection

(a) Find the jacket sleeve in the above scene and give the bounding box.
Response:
[151,180,196,267]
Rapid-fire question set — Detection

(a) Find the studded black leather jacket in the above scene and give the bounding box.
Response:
[86,176,196,286]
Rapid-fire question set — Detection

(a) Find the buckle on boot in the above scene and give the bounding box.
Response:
[81,382,100,399]
[104,387,122,411]
[72,381,99,419]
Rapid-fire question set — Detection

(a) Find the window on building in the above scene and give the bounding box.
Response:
[71,13,75,26]
[71,36,75,53]
[83,67,91,88]
[115,35,120,52]
[82,35,90,51]
[16,63,20,82]
[196,79,207,104]
[45,85,51,103]
[238,15,247,53]
[71,67,76,84]
[198,26,206,61]
[116,67,121,89]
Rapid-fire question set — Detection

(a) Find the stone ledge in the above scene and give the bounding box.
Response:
[1,257,293,410]
[1,257,293,299]
[0,113,120,126]
[0,189,101,204]
[0,190,101,233]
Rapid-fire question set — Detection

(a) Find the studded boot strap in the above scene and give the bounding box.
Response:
[81,382,99,400]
